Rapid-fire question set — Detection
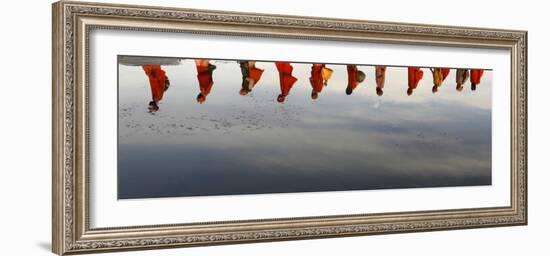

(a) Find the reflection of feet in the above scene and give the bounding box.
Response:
[148,101,159,113]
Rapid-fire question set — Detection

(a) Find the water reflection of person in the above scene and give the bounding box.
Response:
[321,66,333,87]
[407,67,424,96]
[238,61,264,96]
[455,69,470,92]
[142,65,170,113]
[430,67,450,93]
[375,66,387,96]
[470,69,484,91]
[310,64,326,100]
[345,64,366,95]
[195,59,216,104]
[275,62,298,103]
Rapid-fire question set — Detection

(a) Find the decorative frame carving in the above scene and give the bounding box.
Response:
[52,1,527,255]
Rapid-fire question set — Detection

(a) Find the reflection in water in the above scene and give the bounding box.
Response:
[470,69,485,91]
[375,66,386,96]
[142,65,169,113]
[140,59,487,111]
[430,68,450,93]
[239,61,264,96]
[456,69,470,92]
[275,62,298,103]
[407,67,424,96]
[119,56,492,199]
[309,64,327,100]
[345,64,366,95]
[195,59,216,104]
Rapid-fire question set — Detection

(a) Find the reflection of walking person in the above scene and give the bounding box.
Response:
[142,65,170,113]
[407,67,424,96]
[238,61,264,96]
[195,59,216,104]
[275,62,298,103]
[456,69,470,92]
[430,68,450,93]
[310,64,326,100]
[470,69,484,91]
[345,64,366,95]
[375,66,386,96]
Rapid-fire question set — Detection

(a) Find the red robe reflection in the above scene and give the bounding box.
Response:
[249,65,264,86]
[142,65,168,103]
[470,69,484,86]
[195,60,215,104]
[441,68,450,81]
[407,67,424,95]
[310,64,325,100]
[275,62,298,103]
[346,65,358,95]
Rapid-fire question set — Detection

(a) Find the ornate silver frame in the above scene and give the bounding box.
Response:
[52,1,527,255]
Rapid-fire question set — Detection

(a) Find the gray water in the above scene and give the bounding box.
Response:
[118,58,492,199]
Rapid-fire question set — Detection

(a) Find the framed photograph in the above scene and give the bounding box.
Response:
[52,1,527,255]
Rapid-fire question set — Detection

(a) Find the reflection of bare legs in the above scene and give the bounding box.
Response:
[311,90,319,100]
[277,94,286,103]
[432,85,438,93]
[246,78,254,90]
[375,66,386,96]
[239,61,249,96]
[376,86,383,96]
[455,69,469,92]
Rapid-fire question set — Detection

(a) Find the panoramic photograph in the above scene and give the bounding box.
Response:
[117,55,492,199]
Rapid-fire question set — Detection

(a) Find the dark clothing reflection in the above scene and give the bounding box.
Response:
[456,69,470,92]
[238,61,264,96]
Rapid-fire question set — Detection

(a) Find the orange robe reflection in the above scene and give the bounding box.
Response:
[407,67,424,96]
[195,60,216,104]
[275,62,298,103]
[143,65,168,103]
[430,67,450,93]
[470,69,484,90]
[310,64,325,100]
